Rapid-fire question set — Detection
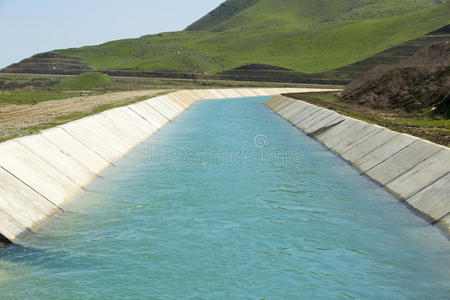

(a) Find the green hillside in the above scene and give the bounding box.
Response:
[188,0,445,33]
[3,0,449,77]
[186,0,258,31]
[56,72,115,90]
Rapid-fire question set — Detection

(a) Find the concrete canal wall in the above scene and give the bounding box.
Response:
[0,88,334,242]
[265,95,450,235]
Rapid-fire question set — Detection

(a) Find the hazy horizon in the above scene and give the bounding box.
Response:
[0,0,223,69]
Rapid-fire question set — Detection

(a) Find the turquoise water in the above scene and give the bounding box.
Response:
[0,96,449,299]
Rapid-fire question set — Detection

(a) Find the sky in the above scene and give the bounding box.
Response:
[0,0,224,69]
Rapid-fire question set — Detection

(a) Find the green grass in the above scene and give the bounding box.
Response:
[56,72,115,90]
[50,0,450,74]
[0,90,86,105]
[388,118,450,129]
[307,92,339,103]
[192,0,442,33]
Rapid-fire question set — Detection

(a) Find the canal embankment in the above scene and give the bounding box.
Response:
[0,88,334,243]
[265,95,450,235]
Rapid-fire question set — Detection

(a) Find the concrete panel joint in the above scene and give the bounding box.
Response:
[264,95,450,236]
[0,88,327,242]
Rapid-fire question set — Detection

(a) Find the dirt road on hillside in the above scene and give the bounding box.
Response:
[0,89,168,141]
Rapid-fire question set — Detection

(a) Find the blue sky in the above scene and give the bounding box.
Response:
[0,0,223,69]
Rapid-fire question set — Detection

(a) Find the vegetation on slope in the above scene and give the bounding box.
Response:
[4,0,448,77]
[311,24,450,81]
[341,41,450,118]
[0,71,318,108]
[186,0,258,31]
[285,41,450,146]
[188,0,446,33]
[56,72,115,90]
[0,90,83,105]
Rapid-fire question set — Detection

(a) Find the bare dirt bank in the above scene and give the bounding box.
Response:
[0,89,168,141]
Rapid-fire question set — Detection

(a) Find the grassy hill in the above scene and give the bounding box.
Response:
[187,0,445,33]
[2,0,449,81]
[56,72,115,90]
[186,0,258,32]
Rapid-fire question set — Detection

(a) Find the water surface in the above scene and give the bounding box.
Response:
[1,96,449,299]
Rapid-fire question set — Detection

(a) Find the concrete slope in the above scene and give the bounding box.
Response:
[128,102,169,129]
[265,96,450,235]
[41,127,112,175]
[0,88,334,242]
